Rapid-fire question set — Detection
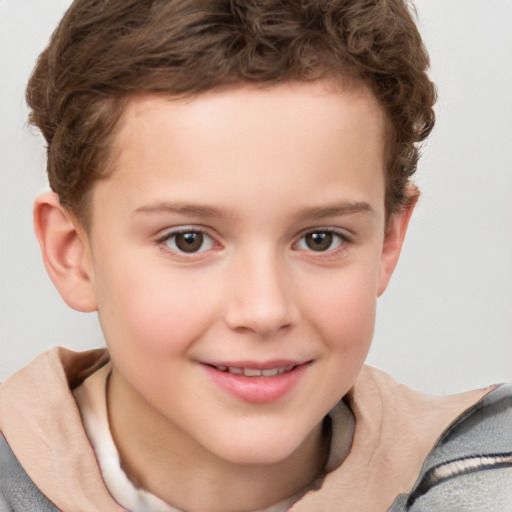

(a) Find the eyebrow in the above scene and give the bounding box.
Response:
[134,200,374,220]
[134,202,231,218]
[295,201,374,222]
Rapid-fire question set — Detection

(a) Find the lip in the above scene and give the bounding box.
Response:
[202,359,304,370]
[200,360,311,404]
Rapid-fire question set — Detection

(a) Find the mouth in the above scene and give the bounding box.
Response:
[200,360,311,403]
[206,364,298,377]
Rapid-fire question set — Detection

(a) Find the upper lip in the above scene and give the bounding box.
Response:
[201,359,310,370]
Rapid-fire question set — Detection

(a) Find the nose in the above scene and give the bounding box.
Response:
[224,250,299,337]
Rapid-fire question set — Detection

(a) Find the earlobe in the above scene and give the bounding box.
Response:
[377,189,419,297]
[33,192,97,312]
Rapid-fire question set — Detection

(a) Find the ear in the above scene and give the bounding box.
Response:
[377,188,418,297]
[33,192,97,312]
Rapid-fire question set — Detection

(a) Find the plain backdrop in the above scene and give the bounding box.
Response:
[1,0,511,393]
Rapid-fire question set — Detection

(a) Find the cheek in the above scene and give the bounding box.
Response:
[305,268,378,405]
[304,264,379,354]
[94,256,220,356]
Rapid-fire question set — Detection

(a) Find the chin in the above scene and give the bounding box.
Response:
[221,449,292,467]
[208,430,308,467]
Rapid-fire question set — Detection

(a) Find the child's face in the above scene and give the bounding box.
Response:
[82,82,401,465]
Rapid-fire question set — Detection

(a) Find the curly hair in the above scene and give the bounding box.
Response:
[26,0,436,226]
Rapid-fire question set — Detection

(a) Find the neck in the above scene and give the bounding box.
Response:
[107,369,329,512]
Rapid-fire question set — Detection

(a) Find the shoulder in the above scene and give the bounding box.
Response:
[0,433,59,512]
[389,383,512,511]
[0,347,111,512]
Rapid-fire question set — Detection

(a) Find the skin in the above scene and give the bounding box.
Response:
[34,81,415,511]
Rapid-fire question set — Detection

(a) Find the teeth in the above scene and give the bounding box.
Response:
[244,368,262,377]
[214,365,296,377]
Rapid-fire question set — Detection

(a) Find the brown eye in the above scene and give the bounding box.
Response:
[305,232,333,251]
[163,230,214,253]
[296,230,346,253]
[175,232,204,252]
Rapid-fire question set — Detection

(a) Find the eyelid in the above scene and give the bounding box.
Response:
[296,226,352,241]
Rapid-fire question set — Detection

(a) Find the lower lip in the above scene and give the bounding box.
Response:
[201,363,309,404]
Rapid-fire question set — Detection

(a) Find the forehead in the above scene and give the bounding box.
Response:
[118,81,384,145]
[95,81,386,224]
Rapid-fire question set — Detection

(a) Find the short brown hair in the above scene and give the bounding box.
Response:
[27,0,435,226]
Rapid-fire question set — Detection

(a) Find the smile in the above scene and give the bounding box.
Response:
[211,365,296,377]
[201,361,311,403]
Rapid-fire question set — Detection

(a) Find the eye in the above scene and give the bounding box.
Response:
[160,229,215,254]
[295,230,346,252]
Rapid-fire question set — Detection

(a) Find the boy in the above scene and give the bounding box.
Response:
[0,1,510,511]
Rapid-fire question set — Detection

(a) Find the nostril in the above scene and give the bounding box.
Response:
[226,313,295,337]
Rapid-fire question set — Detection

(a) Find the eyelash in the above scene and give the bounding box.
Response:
[154,226,351,258]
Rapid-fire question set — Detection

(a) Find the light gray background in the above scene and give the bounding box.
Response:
[1,0,511,393]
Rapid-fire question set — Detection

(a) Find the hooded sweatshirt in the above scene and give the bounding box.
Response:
[0,347,509,511]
